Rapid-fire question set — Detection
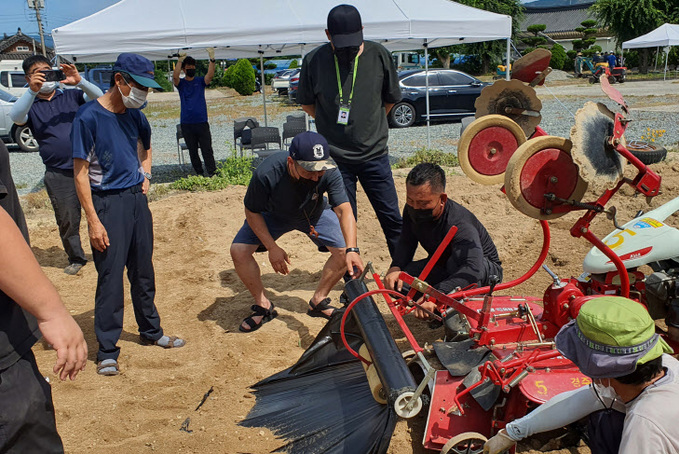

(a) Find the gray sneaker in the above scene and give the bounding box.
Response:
[64,263,84,275]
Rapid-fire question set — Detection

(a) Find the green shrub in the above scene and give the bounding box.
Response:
[170,154,253,191]
[222,65,235,88]
[392,148,459,169]
[550,43,567,70]
[230,59,256,96]
[289,59,299,69]
[153,68,173,92]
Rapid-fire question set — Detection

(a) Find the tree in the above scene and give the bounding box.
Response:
[591,0,670,73]
[431,0,524,73]
[522,24,548,51]
[572,19,598,56]
[550,43,568,70]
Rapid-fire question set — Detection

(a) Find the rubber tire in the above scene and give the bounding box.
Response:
[389,101,416,128]
[617,76,625,83]
[627,141,667,165]
[608,75,616,84]
[440,431,488,454]
[13,125,39,152]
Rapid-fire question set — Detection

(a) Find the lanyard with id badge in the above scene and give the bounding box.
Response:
[334,54,359,125]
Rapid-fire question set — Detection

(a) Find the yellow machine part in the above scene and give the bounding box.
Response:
[359,344,388,405]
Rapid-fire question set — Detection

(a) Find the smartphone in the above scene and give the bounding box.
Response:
[40,69,65,82]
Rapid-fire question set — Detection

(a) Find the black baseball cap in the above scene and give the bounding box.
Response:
[327,4,363,49]
[289,131,336,172]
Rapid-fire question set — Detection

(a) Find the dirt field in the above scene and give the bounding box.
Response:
[26,153,679,453]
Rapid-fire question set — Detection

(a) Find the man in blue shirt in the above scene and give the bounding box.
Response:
[10,55,103,275]
[173,49,216,176]
[72,53,186,376]
[605,51,618,69]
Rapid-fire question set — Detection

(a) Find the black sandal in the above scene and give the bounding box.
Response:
[307,298,338,320]
[239,302,278,333]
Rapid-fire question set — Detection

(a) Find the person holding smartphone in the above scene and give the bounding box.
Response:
[10,55,103,275]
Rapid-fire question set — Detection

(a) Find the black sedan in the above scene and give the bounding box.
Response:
[389,69,488,128]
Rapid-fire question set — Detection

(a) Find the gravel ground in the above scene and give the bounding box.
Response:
[7,79,679,194]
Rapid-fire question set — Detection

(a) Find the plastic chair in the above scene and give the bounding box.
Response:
[247,127,283,159]
[282,121,307,149]
[234,117,259,155]
[176,124,189,166]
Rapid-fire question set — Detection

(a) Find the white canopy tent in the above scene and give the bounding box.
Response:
[53,0,512,136]
[622,23,679,80]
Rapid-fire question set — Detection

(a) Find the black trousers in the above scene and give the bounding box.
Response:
[181,122,216,176]
[43,168,87,266]
[587,409,625,454]
[91,185,163,362]
[0,350,63,453]
[336,154,402,258]
[404,257,503,292]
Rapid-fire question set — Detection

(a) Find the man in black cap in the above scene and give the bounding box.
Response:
[72,53,186,376]
[297,4,403,259]
[230,131,364,332]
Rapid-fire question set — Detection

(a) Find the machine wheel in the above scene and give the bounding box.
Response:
[588,76,596,84]
[458,115,526,185]
[13,125,39,152]
[440,431,488,454]
[608,75,616,84]
[617,76,625,83]
[389,101,416,128]
[393,391,423,419]
[627,140,667,165]
[505,136,588,220]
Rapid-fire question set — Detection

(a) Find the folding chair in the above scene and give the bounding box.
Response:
[233,117,259,156]
[176,124,189,166]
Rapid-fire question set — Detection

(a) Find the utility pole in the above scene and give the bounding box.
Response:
[27,0,46,57]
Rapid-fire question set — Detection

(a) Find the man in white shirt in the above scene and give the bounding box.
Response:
[484,296,679,454]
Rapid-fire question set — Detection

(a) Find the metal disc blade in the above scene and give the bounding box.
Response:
[474,79,542,137]
[570,101,624,189]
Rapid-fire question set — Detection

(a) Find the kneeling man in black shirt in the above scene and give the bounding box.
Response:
[385,163,502,319]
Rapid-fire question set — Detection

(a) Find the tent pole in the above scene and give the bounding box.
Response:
[301,44,310,131]
[424,40,430,149]
[506,38,511,81]
[259,51,268,126]
[664,47,668,81]
[655,46,659,72]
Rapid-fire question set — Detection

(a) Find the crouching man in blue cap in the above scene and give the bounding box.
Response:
[484,296,679,454]
[230,131,363,332]
[72,53,186,376]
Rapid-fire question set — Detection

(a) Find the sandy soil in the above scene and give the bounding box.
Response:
[26,155,679,454]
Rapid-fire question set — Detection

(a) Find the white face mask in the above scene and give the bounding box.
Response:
[593,378,619,405]
[118,79,148,109]
[39,81,58,94]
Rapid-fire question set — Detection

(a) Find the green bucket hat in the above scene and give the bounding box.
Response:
[555,296,674,379]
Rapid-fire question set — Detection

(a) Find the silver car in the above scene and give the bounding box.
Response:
[0,88,38,152]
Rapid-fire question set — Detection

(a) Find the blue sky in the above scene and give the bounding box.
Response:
[1,0,119,38]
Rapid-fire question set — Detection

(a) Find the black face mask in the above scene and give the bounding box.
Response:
[335,46,360,66]
[405,204,435,224]
[185,68,196,77]
[294,176,319,191]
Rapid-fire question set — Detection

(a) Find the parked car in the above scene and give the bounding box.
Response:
[271,68,300,95]
[0,70,28,97]
[389,69,488,128]
[0,88,38,152]
[287,71,301,104]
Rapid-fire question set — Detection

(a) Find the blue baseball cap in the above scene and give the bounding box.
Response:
[113,53,162,90]
[289,131,336,171]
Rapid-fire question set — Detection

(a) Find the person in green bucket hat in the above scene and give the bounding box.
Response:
[484,296,679,454]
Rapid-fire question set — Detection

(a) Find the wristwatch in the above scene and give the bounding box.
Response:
[143,172,152,180]
[345,247,360,254]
